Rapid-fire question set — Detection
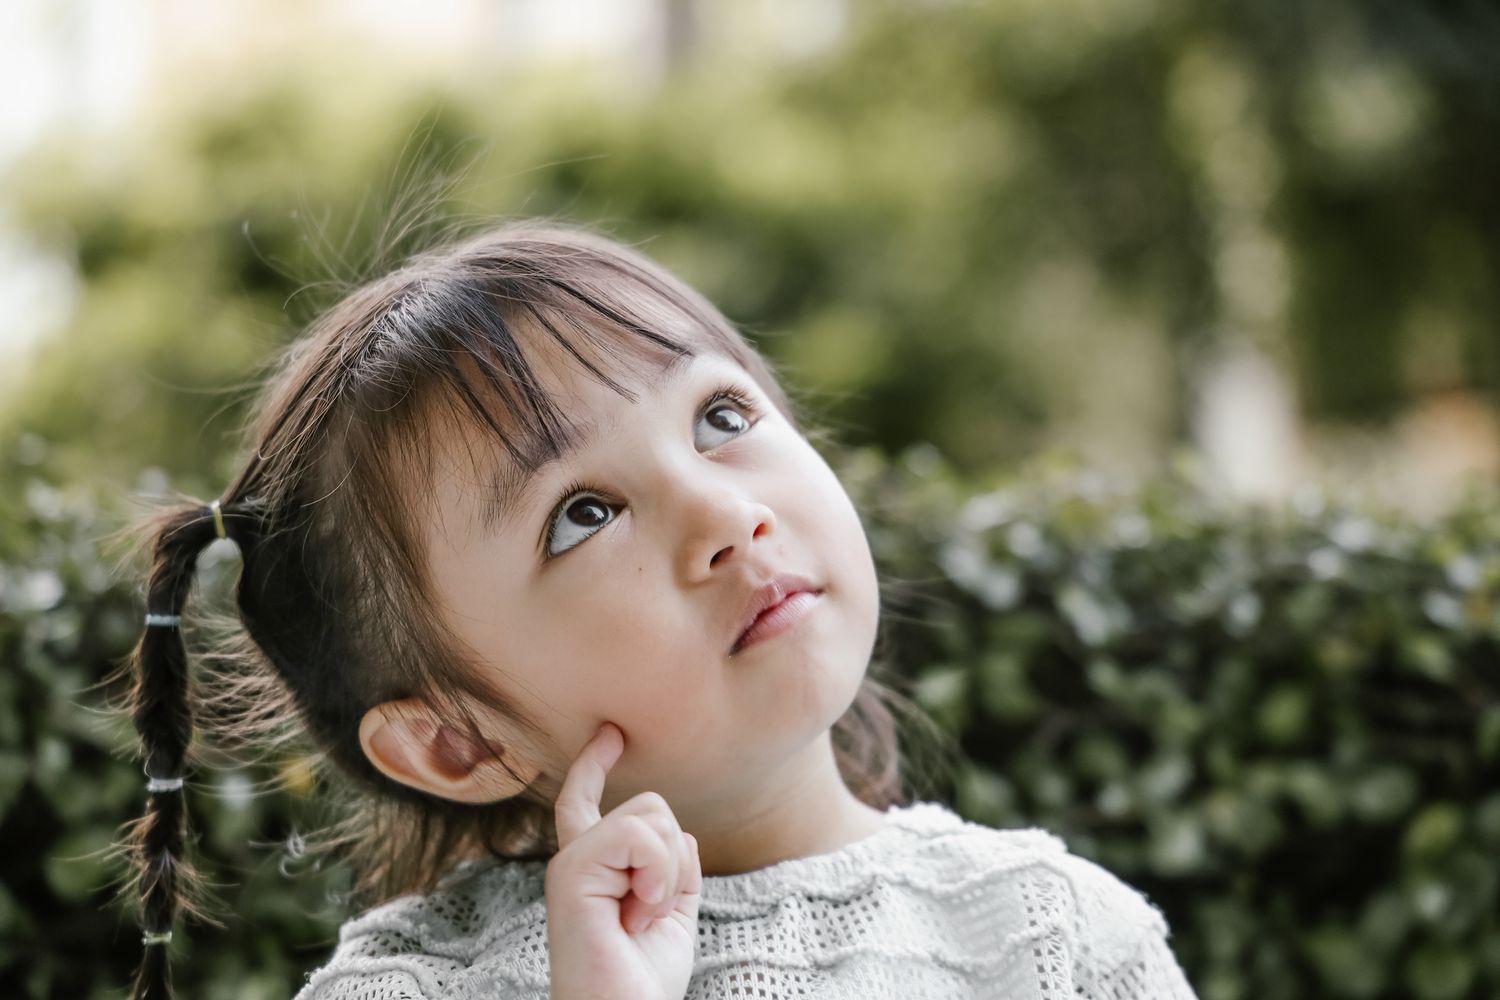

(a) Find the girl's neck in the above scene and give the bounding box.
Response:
[684,733,890,878]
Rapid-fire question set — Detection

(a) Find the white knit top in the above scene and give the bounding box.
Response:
[292,800,1199,999]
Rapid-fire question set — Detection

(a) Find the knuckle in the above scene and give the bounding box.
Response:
[641,811,676,841]
[619,813,655,842]
[634,790,669,813]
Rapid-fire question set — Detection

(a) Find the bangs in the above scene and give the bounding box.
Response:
[444,337,702,533]
[382,286,715,538]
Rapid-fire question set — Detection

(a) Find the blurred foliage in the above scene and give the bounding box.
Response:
[4,430,1499,999]
[843,444,1500,1000]
[3,0,1499,494]
[0,435,341,1000]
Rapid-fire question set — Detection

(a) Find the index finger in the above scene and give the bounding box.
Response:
[554,722,625,848]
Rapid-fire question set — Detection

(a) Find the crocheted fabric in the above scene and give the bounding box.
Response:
[292,800,1198,999]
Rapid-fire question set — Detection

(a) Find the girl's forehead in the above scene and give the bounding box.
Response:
[549,348,751,410]
[461,334,740,434]
[497,348,751,468]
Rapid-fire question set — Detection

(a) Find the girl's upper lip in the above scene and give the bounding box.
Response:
[732,572,822,652]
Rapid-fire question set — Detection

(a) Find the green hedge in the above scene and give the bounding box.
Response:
[847,446,1500,1000]
[3,433,1497,999]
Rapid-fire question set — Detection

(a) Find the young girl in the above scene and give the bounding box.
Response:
[115,218,1199,999]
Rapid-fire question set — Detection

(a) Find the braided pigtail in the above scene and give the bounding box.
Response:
[117,498,242,1000]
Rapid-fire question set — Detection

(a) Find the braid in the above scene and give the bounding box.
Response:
[123,498,244,1000]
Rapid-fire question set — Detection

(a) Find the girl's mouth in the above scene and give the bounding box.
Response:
[731,589,824,655]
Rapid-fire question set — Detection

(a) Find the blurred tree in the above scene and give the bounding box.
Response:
[1,0,1496,497]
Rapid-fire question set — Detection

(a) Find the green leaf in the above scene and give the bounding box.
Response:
[955,762,1014,825]
[0,752,29,817]
[1476,706,1500,763]
[976,650,1040,721]
[1256,684,1312,745]
[1146,809,1206,876]
[911,665,971,732]
[1303,924,1385,998]
[1349,765,1419,823]
[1072,733,1130,782]
[912,664,969,712]
[1282,760,1344,827]
[1473,793,1500,847]
[1357,886,1411,951]
[1404,942,1474,1000]
[1398,633,1454,682]
[1403,803,1463,860]
[1137,751,1193,806]
[42,827,116,902]
[1057,582,1114,647]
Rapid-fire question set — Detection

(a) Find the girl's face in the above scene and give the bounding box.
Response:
[417,339,882,819]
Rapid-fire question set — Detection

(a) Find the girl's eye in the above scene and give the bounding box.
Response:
[541,385,761,559]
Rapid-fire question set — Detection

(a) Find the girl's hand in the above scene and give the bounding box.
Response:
[545,723,702,1000]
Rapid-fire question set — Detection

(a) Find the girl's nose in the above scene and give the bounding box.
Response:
[675,487,776,583]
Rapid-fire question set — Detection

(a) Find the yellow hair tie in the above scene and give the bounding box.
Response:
[209,498,226,539]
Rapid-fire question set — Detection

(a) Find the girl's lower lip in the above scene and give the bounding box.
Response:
[732,590,823,655]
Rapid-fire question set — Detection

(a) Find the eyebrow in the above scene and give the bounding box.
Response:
[475,351,701,531]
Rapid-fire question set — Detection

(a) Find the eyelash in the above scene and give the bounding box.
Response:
[539,382,762,559]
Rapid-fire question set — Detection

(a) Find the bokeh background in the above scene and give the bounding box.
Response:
[2,1,1498,998]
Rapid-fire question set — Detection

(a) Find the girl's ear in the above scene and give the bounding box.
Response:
[358,697,540,803]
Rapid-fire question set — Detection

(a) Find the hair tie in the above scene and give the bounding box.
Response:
[142,929,173,947]
[140,500,224,630]
[145,764,184,793]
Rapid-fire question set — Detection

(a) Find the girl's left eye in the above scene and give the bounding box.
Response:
[540,385,761,560]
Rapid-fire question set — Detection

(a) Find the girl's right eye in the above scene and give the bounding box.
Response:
[543,481,618,560]
[540,386,761,559]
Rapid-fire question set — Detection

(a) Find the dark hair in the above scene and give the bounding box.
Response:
[105,217,945,999]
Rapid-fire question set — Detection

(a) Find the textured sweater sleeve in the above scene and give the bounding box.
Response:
[291,917,470,1000]
[1051,849,1200,1000]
